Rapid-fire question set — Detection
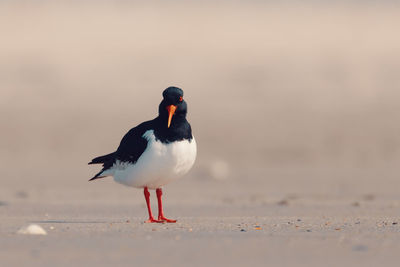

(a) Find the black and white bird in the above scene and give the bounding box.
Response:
[89,87,197,223]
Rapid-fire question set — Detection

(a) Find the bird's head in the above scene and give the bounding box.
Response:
[158,86,187,128]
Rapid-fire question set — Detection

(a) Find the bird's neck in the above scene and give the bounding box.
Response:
[153,115,192,143]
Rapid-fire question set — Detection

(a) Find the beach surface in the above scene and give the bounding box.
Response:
[1,1,400,266]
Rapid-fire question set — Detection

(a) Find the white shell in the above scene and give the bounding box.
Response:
[17,224,47,235]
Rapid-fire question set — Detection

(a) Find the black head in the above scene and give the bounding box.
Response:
[158,86,188,128]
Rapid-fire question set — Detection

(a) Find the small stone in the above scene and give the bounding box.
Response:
[240,229,246,232]
[392,222,398,225]
[277,199,289,206]
[15,191,28,199]
[297,219,301,222]
[352,245,368,252]
[306,229,311,232]
[363,194,375,201]
[126,220,130,223]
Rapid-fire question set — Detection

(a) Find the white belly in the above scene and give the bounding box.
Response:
[111,130,197,189]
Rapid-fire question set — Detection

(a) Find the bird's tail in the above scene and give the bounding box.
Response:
[89,170,111,181]
[88,152,116,165]
[88,152,116,181]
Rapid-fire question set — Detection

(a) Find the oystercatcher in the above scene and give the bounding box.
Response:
[89,87,197,223]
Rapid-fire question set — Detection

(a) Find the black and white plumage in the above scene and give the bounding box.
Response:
[88,87,196,223]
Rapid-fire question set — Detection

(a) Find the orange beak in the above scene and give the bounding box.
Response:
[166,105,177,128]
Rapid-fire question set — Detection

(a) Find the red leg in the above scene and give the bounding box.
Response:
[144,187,163,223]
[156,188,177,223]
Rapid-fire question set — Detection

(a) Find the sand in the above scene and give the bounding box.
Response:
[2,172,400,267]
[1,1,400,266]
[2,199,400,266]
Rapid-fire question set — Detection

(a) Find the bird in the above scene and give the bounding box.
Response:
[88,86,197,223]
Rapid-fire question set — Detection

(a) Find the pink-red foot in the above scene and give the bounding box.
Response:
[158,216,177,223]
[145,217,164,223]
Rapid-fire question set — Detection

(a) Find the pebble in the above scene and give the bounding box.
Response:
[352,245,368,252]
[277,199,289,206]
[363,194,375,201]
[15,191,28,199]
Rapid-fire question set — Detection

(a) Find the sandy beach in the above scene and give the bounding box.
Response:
[1,1,400,266]
[2,186,400,266]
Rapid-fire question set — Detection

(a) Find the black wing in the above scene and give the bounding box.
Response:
[88,120,154,180]
[114,120,153,164]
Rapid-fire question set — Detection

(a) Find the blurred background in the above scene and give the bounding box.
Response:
[1,0,399,209]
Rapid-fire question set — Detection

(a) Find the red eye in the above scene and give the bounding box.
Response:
[179,96,183,102]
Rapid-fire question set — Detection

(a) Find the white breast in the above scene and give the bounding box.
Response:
[111,130,197,189]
